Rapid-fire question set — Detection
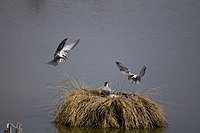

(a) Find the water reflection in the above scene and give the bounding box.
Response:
[55,124,167,133]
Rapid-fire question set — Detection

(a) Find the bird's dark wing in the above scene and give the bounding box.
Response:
[54,38,68,56]
[63,39,80,53]
[139,66,146,78]
[116,61,130,76]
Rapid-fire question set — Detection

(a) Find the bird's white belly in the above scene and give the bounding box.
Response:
[102,87,111,92]
[132,75,137,78]
[58,51,67,57]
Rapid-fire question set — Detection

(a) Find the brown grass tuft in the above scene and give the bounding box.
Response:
[54,80,168,129]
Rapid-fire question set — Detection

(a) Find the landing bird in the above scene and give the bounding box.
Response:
[47,38,80,66]
[102,81,111,92]
[116,61,146,84]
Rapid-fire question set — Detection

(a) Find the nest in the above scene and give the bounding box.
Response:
[54,82,168,129]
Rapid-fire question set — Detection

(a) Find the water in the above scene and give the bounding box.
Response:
[0,0,200,132]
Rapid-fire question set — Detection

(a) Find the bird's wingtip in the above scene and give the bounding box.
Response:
[116,61,120,64]
[61,38,68,43]
[76,39,80,43]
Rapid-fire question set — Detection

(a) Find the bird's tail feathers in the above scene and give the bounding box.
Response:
[47,59,58,66]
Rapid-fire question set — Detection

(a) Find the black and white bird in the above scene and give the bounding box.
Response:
[100,81,112,96]
[116,61,146,84]
[47,38,80,66]
[102,81,111,92]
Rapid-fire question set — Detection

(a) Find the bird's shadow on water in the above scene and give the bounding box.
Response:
[54,124,168,133]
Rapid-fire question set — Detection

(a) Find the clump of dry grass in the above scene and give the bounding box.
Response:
[54,80,168,129]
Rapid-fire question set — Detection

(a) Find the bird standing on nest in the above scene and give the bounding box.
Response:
[47,38,80,66]
[116,61,146,84]
[102,81,111,92]
[100,81,112,96]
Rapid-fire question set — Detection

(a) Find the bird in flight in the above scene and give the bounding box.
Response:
[47,38,80,66]
[116,61,146,84]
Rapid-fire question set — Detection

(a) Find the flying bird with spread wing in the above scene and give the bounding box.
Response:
[116,61,146,84]
[47,38,80,66]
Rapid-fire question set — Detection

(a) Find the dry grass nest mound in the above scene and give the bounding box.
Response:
[54,82,168,129]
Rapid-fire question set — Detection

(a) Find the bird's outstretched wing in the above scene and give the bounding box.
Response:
[116,61,130,76]
[63,39,80,53]
[54,38,68,56]
[139,66,146,78]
